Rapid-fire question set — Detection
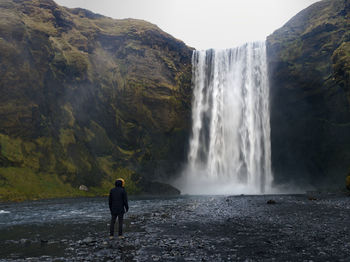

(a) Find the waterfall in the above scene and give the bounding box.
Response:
[180,42,273,195]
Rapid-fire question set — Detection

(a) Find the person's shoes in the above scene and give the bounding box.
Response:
[118,235,124,239]
[109,236,114,240]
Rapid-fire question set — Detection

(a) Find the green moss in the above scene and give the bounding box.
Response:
[62,104,76,127]
[0,167,83,201]
[0,0,192,201]
[0,38,20,59]
[64,50,89,78]
[0,134,24,163]
[117,146,134,156]
[22,15,58,36]
[84,127,95,142]
[59,129,76,149]
[60,159,77,173]
[280,39,303,62]
[96,156,140,194]
[160,55,177,72]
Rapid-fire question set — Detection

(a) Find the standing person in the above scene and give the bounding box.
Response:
[109,179,129,239]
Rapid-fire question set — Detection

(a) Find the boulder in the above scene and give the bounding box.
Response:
[136,179,180,195]
[79,185,88,191]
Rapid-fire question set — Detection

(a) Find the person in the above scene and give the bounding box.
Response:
[109,179,129,239]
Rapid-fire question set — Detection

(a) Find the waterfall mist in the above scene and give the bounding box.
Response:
[176,42,274,195]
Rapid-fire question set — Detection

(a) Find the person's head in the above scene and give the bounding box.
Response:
[117,178,125,187]
[115,179,122,187]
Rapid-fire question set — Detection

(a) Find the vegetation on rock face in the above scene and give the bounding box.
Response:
[267,0,350,188]
[0,0,193,201]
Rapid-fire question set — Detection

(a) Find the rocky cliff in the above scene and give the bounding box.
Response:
[267,0,350,188]
[0,0,193,200]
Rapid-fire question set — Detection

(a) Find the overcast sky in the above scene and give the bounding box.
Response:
[55,0,320,50]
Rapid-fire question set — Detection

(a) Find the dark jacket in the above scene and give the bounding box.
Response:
[109,184,129,215]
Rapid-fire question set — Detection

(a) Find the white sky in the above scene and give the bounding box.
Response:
[55,0,320,50]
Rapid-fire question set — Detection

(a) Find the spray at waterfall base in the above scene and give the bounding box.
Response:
[177,164,274,195]
[176,42,275,195]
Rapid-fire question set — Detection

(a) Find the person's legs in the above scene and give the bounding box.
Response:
[117,214,124,236]
[110,214,117,236]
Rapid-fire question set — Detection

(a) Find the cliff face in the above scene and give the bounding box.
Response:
[0,0,193,200]
[267,0,350,188]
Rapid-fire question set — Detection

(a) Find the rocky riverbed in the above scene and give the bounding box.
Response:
[1,194,350,261]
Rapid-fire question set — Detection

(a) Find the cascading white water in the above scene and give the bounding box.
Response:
[179,42,273,195]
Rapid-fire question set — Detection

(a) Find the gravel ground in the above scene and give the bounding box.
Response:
[1,194,350,261]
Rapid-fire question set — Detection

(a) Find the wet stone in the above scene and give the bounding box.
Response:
[19,239,30,245]
[2,195,350,261]
[82,237,95,244]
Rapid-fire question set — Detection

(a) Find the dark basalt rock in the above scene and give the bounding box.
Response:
[136,179,181,196]
[267,0,350,189]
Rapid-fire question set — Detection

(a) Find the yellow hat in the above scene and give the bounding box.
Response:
[117,178,125,187]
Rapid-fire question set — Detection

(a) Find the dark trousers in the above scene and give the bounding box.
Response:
[110,214,124,236]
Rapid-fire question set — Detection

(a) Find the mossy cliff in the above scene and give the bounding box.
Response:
[0,0,193,201]
[267,0,350,188]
